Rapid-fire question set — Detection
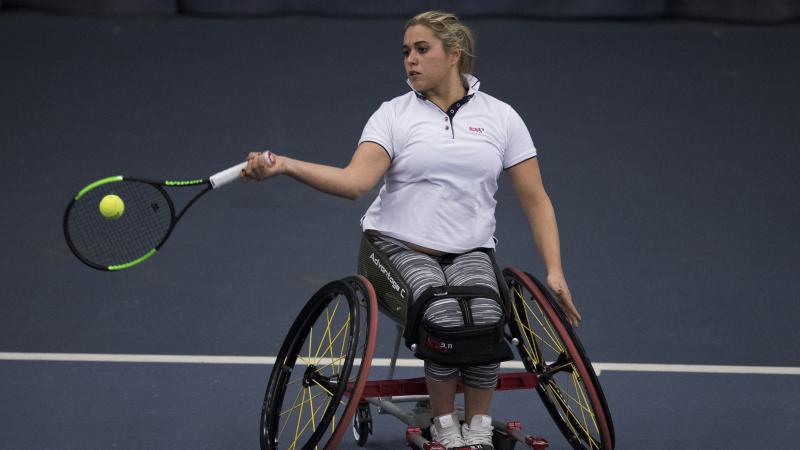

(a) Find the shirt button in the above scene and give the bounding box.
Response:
[445,125,450,130]
[444,117,449,121]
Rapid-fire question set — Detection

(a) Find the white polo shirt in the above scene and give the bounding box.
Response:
[359,74,537,253]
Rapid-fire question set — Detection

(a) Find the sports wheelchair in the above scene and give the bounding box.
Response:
[259,236,614,450]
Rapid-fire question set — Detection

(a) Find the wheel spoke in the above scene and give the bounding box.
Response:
[312,296,341,364]
[543,370,600,447]
[512,286,565,357]
[288,387,331,449]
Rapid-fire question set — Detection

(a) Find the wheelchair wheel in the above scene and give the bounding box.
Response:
[260,276,377,450]
[504,268,615,450]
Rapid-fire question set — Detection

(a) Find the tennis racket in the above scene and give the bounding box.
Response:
[63,151,275,271]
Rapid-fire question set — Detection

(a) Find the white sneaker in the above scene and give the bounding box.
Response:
[430,413,466,449]
[462,414,494,449]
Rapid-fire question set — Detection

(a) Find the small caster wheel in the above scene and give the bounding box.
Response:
[353,403,372,446]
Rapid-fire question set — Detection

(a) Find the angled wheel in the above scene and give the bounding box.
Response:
[504,268,615,450]
[260,276,377,450]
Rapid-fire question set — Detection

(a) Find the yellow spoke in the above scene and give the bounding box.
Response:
[299,304,350,377]
[514,313,562,360]
[547,382,582,442]
[307,326,314,366]
[554,377,595,417]
[312,379,336,397]
[289,386,307,450]
[295,355,347,374]
[312,297,342,363]
[511,300,542,366]
[285,372,308,387]
[572,371,602,439]
[280,390,329,418]
[549,361,574,373]
[278,389,330,441]
[336,312,351,374]
[316,315,351,362]
[289,392,331,447]
[546,380,599,447]
[310,334,347,372]
[309,387,317,434]
[325,304,337,376]
[308,378,348,408]
[522,297,564,353]
[570,373,592,445]
[512,288,564,357]
[512,284,564,354]
[278,385,311,439]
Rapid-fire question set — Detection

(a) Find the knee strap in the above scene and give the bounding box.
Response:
[404,285,514,367]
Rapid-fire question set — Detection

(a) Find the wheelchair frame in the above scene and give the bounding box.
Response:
[259,267,615,450]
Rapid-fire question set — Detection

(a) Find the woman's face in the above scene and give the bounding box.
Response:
[403,25,459,93]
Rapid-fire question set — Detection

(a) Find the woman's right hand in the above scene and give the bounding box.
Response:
[241,151,280,181]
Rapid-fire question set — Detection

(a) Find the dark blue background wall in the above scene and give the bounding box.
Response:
[3,0,800,22]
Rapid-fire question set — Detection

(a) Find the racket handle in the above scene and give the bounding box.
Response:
[209,151,275,189]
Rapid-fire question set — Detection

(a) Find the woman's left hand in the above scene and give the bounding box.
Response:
[547,272,582,327]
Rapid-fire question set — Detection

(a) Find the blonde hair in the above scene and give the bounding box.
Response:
[405,10,476,74]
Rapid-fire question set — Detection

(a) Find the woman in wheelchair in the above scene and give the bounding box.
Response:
[242,10,581,450]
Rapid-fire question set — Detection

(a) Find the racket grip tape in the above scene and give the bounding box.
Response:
[209,151,275,188]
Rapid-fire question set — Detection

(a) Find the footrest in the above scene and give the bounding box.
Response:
[406,426,422,446]
[491,419,548,450]
[406,427,446,450]
[524,435,549,450]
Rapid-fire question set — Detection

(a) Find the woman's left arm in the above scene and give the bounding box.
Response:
[507,157,582,327]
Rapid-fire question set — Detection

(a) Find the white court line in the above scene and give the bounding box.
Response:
[1,352,799,376]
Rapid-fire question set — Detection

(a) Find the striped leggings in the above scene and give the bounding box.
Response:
[373,237,503,389]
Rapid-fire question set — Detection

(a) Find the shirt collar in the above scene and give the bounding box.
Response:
[407,73,481,100]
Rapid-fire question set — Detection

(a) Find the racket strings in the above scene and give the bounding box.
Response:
[66,181,173,268]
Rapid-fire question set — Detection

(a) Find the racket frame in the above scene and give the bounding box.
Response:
[63,151,272,271]
[63,176,210,271]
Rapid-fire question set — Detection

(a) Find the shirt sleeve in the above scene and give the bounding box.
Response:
[502,106,537,169]
[359,101,394,160]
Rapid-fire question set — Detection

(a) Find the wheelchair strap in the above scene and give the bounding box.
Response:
[403,285,502,348]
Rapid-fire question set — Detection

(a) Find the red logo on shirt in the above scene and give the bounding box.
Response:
[468,126,485,134]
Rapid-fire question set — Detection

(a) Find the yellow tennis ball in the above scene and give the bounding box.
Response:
[99,194,125,220]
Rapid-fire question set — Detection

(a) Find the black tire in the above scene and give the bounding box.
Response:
[260,277,377,450]
[504,268,615,450]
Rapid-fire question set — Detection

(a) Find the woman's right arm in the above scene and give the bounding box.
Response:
[241,141,391,200]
